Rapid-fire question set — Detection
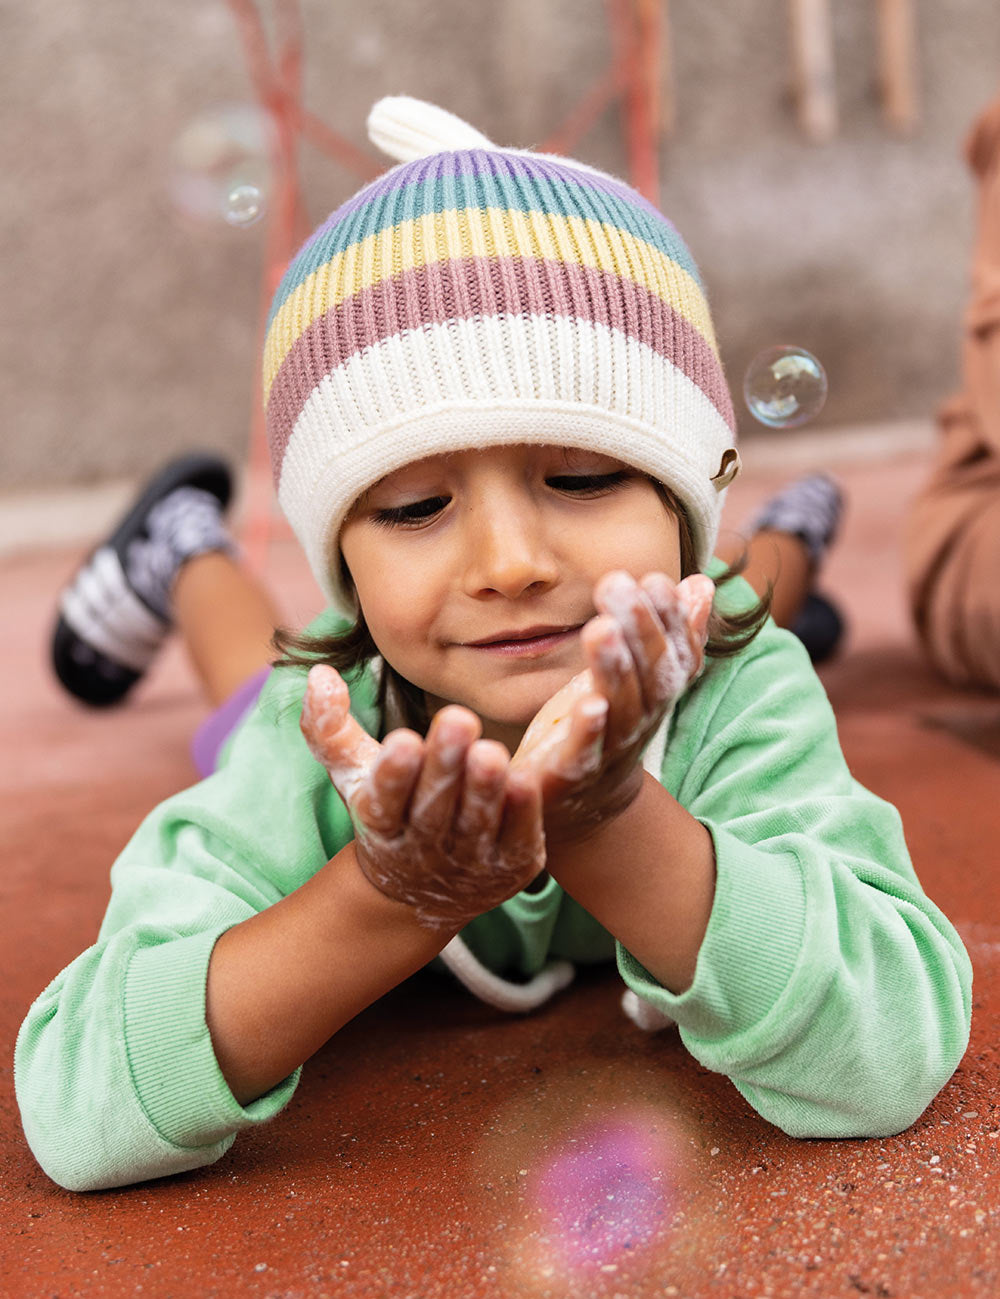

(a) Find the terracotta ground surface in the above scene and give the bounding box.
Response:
[2,445,999,1299]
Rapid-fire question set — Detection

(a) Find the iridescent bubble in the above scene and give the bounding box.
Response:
[225,183,265,227]
[743,345,828,428]
[532,1119,674,1272]
[169,103,272,227]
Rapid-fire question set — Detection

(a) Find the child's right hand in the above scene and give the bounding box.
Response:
[300,664,545,930]
[510,571,714,845]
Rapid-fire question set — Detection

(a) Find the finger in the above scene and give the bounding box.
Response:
[648,572,714,683]
[353,729,424,837]
[497,770,545,871]
[644,572,713,645]
[637,573,692,697]
[676,573,715,678]
[595,570,681,714]
[514,668,594,766]
[301,664,381,805]
[581,614,644,749]
[633,571,696,691]
[676,573,715,649]
[535,693,607,790]
[453,739,509,842]
[408,705,481,836]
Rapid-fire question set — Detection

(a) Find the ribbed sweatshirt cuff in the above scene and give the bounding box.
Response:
[124,929,299,1149]
[616,821,807,1049]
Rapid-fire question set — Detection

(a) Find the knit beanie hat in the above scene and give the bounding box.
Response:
[263,96,739,613]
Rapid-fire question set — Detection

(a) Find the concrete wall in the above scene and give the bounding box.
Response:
[2,1,999,489]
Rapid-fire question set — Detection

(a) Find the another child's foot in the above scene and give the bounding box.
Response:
[750,473,846,663]
[52,453,234,707]
[749,472,843,566]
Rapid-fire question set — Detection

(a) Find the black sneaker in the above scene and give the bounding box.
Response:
[51,453,233,707]
[790,591,845,664]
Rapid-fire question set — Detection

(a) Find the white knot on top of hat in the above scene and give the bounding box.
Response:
[366,96,497,163]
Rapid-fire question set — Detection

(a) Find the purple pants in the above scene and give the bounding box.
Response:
[190,666,272,777]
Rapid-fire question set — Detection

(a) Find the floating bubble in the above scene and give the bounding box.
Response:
[531,1118,676,1273]
[225,183,265,227]
[743,345,828,428]
[169,103,272,227]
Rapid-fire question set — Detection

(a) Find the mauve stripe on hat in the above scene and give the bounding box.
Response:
[263,212,713,399]
[265,256,732,478]
[265,152,701,331]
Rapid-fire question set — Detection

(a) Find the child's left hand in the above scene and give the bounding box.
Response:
[511,570,714,845]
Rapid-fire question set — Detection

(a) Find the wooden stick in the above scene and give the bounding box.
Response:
[659,0,675,138]
[623,0,659,200]
[877,0,919,134]
[225,0,308,572]
[788,0,838,143]
[635,0,669,142]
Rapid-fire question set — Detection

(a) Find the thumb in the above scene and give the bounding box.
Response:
[300,664,381,806]
[677,573,715,646]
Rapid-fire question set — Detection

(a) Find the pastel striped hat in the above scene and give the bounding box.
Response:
[264,96,739,612]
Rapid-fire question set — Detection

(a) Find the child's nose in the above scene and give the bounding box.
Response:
[461,500,559,599]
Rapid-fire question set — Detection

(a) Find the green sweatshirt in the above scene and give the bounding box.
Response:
[15,579,972,1191]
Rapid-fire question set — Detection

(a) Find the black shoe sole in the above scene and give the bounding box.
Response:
[791,591,846,665]
[99,453,233,565]
[51,453,234,707]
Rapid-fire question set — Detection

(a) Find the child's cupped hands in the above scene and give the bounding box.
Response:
[300,665,545,930]
[511,570,715,846]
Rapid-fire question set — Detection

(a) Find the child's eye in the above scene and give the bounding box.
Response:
[548,470,632,494]
[371,496,449,528]
[369,472,630,527]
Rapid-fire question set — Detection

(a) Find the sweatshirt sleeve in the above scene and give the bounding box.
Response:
[14,662,361,1191]
[616,619,973,1139]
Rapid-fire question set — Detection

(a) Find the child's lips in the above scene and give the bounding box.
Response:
[464,626,582,657]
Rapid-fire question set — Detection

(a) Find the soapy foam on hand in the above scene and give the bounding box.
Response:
[303,666,545,928]
[514,669,596,768]
[301,665,380,807]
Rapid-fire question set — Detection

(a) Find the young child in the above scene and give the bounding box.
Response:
[16,97,971,1192]
[905,88,1000,691]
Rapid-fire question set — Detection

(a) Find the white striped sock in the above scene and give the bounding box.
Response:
[60,548,168,673]
[124,487,233,620]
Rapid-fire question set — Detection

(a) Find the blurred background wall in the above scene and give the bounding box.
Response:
[2,0,1000,490]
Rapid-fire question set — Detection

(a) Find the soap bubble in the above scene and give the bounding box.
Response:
[225,183,265,227]
[169,103,271,227]
[743,345,828,428]
[528,1117,678,1275]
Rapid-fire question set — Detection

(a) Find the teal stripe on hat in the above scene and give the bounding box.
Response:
[266,153,702,331]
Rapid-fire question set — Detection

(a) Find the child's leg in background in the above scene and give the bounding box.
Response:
[174,549,282,779]
[904,90,1000,691]
[717,472,844,661]
[718,528,813,628]
[175,550,283,779]
[173,551,281,708]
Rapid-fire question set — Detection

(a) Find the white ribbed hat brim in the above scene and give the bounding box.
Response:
[278,314,733,611]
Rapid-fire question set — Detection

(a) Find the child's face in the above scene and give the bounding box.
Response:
[340,444,683,751]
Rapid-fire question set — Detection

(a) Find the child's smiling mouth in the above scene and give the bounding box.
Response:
[463,625,583,657]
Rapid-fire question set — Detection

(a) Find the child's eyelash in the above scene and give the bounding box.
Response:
[372,497,450,528]
[370,471,631,529]
[548,470,631,493]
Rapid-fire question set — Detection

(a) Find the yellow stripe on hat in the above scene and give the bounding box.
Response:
[263,208,717,404]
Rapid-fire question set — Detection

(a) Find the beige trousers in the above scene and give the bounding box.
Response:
[905,93,1000,691]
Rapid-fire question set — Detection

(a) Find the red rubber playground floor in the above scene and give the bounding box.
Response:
[1,438,999,1298]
